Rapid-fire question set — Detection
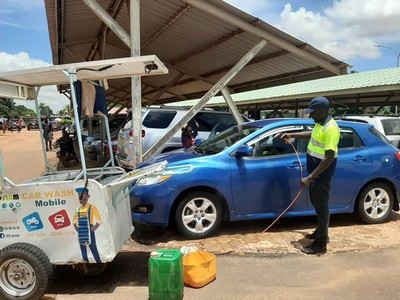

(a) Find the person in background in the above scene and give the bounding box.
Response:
[43,118,53,151]
[16,118,22,133]
[2,119,7,134]
[181,118,199,149]
[8,118,13,133]
[276,96,340,255]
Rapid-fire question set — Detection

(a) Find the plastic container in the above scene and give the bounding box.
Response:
[148,249,184,300]
[183,251,216,288]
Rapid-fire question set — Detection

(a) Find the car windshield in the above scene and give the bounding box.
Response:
[194,124,262,155]
[381,119,400,135]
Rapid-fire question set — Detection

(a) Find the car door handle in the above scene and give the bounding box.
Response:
[289,161,304,169]
[353,155,368,163]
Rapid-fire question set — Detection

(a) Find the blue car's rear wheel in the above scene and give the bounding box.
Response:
[175,191,222,239]
[357,182,393,224]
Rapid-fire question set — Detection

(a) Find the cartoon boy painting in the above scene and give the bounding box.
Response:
[73,187,102,263]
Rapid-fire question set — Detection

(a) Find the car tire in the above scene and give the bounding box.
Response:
[0,243,53,300]
[357,182,393,224]
[175,191,222,239]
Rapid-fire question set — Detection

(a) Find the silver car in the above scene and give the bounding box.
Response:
[116,106,249,169]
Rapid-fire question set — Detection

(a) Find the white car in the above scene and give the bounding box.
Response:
[116,106,250,169]
[337,115,400,148]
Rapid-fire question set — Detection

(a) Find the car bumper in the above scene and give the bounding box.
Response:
[130,184,180,226]
[116,152,135,169]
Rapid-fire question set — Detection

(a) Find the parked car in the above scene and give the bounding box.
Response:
[116,106,250,169]
[50,120,62,131]
[129,118,400,239]
[27,119,40,130]
[336,115,400,147]
[82,115,130,160]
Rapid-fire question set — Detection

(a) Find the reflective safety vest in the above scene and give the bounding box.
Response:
[307,117,340,160]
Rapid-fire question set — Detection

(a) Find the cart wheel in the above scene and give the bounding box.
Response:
[74,263,107,276]
[0,243,53,300]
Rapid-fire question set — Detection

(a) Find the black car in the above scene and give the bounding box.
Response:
[27,119,40,130]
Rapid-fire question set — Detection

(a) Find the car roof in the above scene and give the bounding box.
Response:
[243,118,374,130]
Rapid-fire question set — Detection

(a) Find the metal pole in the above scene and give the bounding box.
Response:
[130,0,142,168]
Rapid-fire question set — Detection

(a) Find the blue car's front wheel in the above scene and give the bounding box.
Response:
[175,191,222,239]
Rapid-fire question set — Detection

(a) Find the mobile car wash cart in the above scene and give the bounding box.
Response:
[0,56,168,300]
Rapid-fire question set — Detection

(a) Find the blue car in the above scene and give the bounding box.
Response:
[130,118,400,239]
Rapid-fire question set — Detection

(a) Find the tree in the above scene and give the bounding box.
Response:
[58,104,70,116]
[0,97,15,118]
[39,103,53,117]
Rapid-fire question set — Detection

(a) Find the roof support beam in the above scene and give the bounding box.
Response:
[221,87,243,124]
[143,39,267,161]
[183,0,345,75]
[82,0,131,48]
[130,0,143,167]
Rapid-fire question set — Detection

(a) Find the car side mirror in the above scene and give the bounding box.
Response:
[194,138,204,146]
[235,145,253,158]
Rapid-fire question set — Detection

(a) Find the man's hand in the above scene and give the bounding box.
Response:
[274,132,291,143]
[301,175,316,187]
[301,177,311,187]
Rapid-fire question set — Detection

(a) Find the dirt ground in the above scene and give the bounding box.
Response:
[0,127,62,183]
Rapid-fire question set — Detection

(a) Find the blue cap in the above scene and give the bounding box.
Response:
[75,187,89,194]
[304,96,330,114]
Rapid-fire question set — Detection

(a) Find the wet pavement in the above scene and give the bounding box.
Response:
[124,211,400,255]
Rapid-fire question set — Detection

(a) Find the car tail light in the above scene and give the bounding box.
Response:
[129,129,145,137]
[103,143,118,159]
[395,152,400,161]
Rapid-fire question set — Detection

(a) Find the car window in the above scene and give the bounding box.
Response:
[369,127,392,145]
[195,112,236,131]
[337,128,364,149]
[249,126,304,157]
[381,119,400,136]
[196,124,261,155]
[143,110,177,129]
[108,117,126,129]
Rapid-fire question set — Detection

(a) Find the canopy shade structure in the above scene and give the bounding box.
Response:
[0,56,168,100]
[44,0,349,108]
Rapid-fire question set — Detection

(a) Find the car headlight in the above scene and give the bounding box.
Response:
[135,174,172,186]
[135,164,193,187]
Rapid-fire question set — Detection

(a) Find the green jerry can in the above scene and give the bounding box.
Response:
[148,249,184,300]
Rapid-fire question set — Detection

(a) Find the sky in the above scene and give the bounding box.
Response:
[0,0,399,112]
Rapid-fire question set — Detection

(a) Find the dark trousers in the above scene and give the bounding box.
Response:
[80,229,101,263]
[309,178,331,239]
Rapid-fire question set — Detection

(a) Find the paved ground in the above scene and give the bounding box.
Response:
[2,130,400,299]
[43,247,400,300]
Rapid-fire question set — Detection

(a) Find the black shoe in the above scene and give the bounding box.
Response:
[305,230,329,243]
[301,238,327,255]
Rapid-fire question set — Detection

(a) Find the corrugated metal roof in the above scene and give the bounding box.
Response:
[44,0,349,109]
[166,67,400,109]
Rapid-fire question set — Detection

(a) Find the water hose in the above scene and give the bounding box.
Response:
[259,138,305,235]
